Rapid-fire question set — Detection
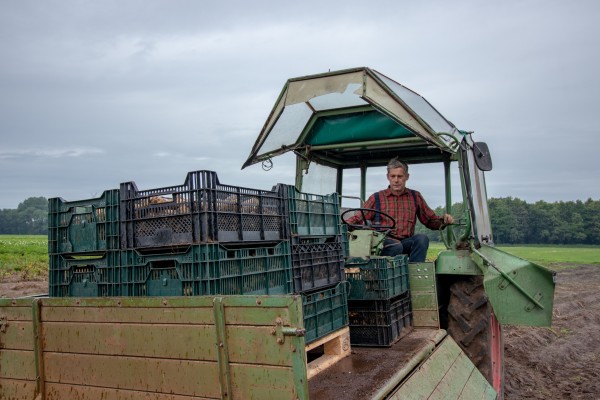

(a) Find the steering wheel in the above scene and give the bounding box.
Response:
[341,208,396,232]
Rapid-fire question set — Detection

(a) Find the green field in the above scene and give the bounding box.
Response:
[0,235,48,280]
[428,242,600,270]
[1,235,598,280]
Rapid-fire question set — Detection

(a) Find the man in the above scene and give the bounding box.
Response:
[347,157,454,262]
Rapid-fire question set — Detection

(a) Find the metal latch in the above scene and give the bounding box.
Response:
[272,317,305,345]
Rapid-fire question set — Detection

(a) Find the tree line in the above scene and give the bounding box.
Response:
[415,197,600,245]
[0,197,48,235]
[1,196,600,245]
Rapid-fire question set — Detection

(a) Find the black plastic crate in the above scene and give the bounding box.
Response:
[120,241,292,296]
[49,252,121,297]
[48,190,120,255]
[345,255,409,300]
[120,170,287,249]
[291,235,345,293]
[276,184,342,237]
[302,282,349,344]
[348,292,413,347]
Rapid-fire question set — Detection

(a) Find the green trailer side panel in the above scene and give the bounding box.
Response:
[0,300,37,400]
[0,379,37,400]
[0,296,309,400]
[41,304,215,324]
[44,353,221,397]
[0,350,36,380]
[45,383,215,400]
[42,322,218,360]
[389,336,496,400]
[230,364,306,399]
[1,320,34,351]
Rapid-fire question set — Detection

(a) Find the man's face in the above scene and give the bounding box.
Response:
[386,167,409,193]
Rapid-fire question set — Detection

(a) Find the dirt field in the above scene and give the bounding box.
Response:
[1,265,598,399]
[504,264,600,399]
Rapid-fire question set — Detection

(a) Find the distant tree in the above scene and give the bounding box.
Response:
[0,197,48,234]
[416,197,600,245]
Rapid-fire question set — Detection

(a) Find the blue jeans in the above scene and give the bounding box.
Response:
[380,234,429,262]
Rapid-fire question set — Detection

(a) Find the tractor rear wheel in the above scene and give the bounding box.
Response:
[447,276,504,398]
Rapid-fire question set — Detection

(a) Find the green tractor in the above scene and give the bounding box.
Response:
[242,66,556,397]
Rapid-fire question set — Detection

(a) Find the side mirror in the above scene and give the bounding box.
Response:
[473,142,493,171]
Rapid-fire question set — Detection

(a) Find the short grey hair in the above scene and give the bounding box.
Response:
[387,157,409,173]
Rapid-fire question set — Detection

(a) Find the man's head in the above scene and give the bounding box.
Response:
[386,157,409,194]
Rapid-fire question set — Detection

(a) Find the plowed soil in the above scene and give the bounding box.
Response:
[504,264,600,399]
[2,264,598,399]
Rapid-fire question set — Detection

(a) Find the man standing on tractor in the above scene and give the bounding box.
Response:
[347,157,454,262]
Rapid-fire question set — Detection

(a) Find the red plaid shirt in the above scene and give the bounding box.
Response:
[348,187,444,239]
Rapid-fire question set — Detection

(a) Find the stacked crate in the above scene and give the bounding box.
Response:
[47,190,121,297]
[345,255,412,346]
[276,184,349,343]
[118,170,291,297]
[48,171,348,344]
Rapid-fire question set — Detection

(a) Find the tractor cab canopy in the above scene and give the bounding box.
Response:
[243,67,464,170]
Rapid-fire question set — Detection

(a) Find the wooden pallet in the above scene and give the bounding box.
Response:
[306,326,351,379]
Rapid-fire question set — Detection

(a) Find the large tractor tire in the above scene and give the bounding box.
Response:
[447,276,504,398]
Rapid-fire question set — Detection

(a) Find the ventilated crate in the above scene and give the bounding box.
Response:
[120,241,292,296]
[49,252,121,297]
[276,184,341,237]
[345,255,409,300]
[348,292,413,347]
[302,282,349,344]
[120,170,287,249]
[48,190,120,255]
[291,235,345,293]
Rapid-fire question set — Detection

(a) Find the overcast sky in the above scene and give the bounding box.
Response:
[1,0,599,210]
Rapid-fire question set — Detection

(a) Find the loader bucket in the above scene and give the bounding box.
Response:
[472,244,556,327]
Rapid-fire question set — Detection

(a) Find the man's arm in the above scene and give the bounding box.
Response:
[414,191,453,230]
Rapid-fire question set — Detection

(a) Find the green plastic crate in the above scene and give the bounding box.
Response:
[345,255,409,300]
[48,190,120,255]
[277,184,341,236]
[348,292,413,347]
[302,282,349,344]
[120,241,292,296]
[291,235,345,293]
[49,251,121,297]
[120,170,287,250]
